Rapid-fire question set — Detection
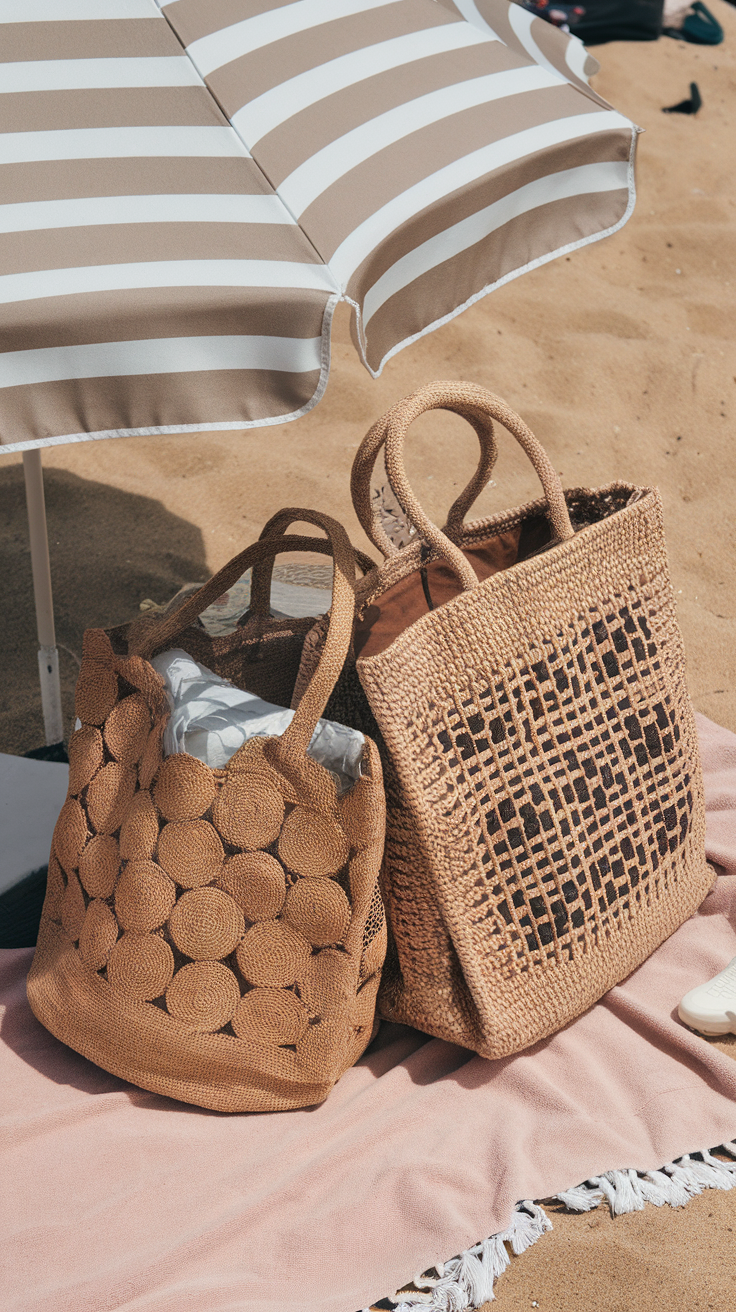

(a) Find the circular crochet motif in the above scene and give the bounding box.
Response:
[168,887,244,960]
[107,933,175,1001]
[153,755,216,822]
[158,819,225,889]
[78,833,120,899]
[297,948,351,1014]
[78,899,119,970]
[61,871,86,942]
[54,797,89,873]
[138,721,165,791]
[67,724,104,795]
[236,921,311,988]
[232,987,308,1046]
[165,960,240,1031]
[212,775,284,849]
[338,779,373,851]
[104,693,151,766]
[283,878,350,947]
[218,852,286,921]
[115,860,176,934]
[119,790,160,862]
[44,855,65,921]
[278,808,349,878]
[75,664,119,726]
[86,762,137,835]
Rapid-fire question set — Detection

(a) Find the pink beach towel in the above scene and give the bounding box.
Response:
[2,713,735,1312]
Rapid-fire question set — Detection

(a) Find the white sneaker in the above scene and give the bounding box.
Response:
[678,956,736,1036]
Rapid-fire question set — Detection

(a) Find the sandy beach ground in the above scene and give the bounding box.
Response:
[1,11,735,1309]
[1,19,735,759]
[1,16,734,759]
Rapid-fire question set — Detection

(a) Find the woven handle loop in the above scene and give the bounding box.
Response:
[133,511,357,766]
[248,507,376,617]
[351,386,499,559]
[352,382,575,591]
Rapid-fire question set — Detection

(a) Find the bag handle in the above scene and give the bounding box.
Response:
[351,386,499,559]
[133,511,357,768]
[248,507,376,617]
[352,382,575,591]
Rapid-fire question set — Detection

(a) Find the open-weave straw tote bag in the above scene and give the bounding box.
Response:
[296,382,712,1059]
[27,511,387,1112]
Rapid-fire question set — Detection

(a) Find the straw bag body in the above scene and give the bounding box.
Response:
[27,512,387,1112]
[297,383,712,1058]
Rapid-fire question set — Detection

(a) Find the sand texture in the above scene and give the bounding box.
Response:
[0,14,735,1309]
[1,19,734,758]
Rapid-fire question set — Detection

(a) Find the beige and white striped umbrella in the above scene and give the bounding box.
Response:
[1,0,636,455]
[0,0,636,744]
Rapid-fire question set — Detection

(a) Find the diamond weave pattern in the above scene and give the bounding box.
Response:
[355,491,711,1058]
[428,593,693,974]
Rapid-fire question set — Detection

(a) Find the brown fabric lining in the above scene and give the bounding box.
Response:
[353,485,637,660]
[354,519,550,659]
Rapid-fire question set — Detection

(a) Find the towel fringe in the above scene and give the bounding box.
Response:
[560,1144,736,1218]
[373,1143,736,1312]
[384,1202,552,1310]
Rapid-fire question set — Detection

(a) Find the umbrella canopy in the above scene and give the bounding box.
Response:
[0,0,637,454]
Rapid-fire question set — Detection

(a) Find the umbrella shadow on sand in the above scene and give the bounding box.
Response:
[0,464,208,756]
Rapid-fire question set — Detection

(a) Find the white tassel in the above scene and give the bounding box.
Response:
[503,1202,553,1255]
[584,1174,622,1212]
[679,1151,736,1190]
[601,1169,646,1215]
[703,1148,736,1178]
[388,1202,553,1310]
[665,1156,705,1196]
[382,1143,736,1312]
[555,1183,604,1211]
[476,1234,512,1283]
[450,1250,493,1306]
[642,1168,690,1207]
[636,1173,669,1207]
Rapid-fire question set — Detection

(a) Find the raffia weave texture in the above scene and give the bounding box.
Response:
[28,514,387,1112]
[300,383,712,1058]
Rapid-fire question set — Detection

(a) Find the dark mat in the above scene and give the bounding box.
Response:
[0,867,46,949]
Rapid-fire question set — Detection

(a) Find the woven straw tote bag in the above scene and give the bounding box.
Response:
[27,511,387,1112]
[296,382,712,1058]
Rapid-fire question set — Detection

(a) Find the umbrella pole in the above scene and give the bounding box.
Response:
[22,449,64,747]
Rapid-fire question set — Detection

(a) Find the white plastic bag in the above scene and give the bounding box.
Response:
[151,650,364,791]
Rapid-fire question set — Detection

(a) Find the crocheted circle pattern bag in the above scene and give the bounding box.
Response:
[296,382,712,1059]
[27,511,387,1112]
